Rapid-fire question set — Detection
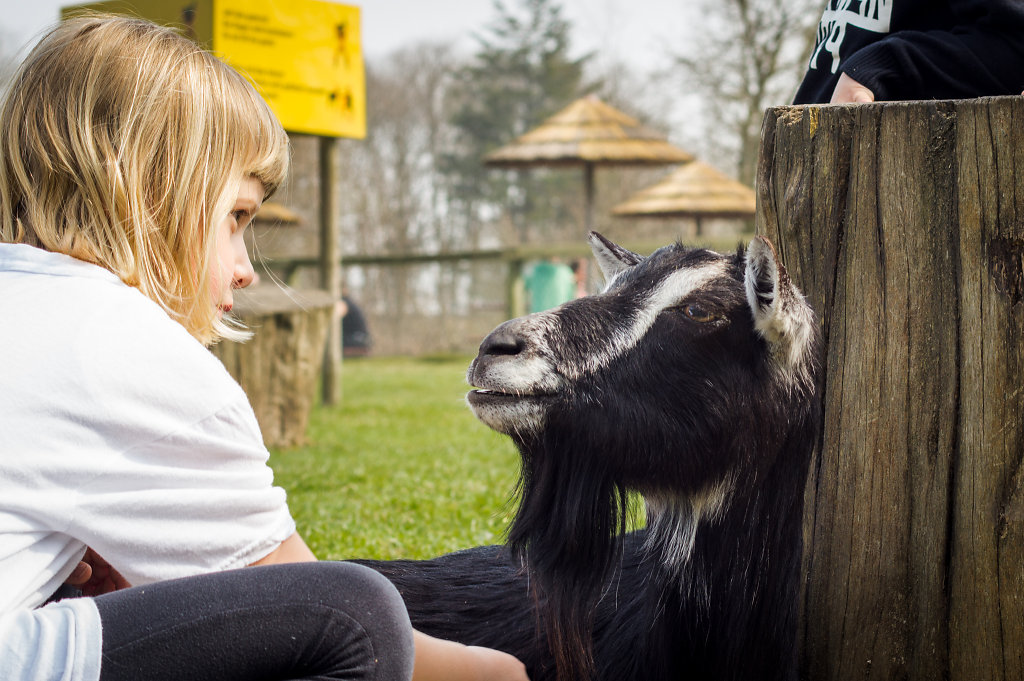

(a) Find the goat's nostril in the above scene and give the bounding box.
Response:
[479,329,525,357]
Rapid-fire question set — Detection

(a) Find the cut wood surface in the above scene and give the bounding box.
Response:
[757,96,1023,681]
[212,286,333,448]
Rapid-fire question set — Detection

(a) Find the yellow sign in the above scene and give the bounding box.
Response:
[213,0,364,138]
[62,0,365,139]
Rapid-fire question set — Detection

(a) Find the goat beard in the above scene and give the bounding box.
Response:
[507,429,631,681]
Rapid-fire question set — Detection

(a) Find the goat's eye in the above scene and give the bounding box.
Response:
[683,304,716,323]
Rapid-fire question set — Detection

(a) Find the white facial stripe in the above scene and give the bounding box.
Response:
[567,261,729,380]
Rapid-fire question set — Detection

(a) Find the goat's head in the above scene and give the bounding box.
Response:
[468,232,817,495]
[466,232,820,680]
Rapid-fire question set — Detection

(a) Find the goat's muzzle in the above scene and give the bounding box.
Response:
[465,317,563,435]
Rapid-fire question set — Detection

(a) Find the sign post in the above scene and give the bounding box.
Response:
[65,0,365,405]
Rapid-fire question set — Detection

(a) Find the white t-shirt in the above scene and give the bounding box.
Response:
[0,600,101,681]
[0,243,297,681]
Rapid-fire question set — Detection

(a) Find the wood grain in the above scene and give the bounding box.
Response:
[212,286,333,448]
[757,97,1023,681]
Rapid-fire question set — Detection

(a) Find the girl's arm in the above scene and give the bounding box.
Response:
[412,631,529,681]
[249,532,318,565]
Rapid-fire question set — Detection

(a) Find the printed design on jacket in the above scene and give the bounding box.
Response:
[808,0,893,73]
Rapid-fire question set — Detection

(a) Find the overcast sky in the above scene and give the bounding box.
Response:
[0,0,690,73]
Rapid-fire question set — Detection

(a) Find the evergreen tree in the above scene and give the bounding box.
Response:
[443,0,589,245]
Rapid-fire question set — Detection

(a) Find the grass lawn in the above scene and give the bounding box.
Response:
[268,354,521,561]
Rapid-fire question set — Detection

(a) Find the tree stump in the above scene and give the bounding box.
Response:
[212,286,334,448]
[757,96,1024,681]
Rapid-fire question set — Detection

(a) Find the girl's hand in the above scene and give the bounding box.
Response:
[831,73,875,103]
[65,548,131,596]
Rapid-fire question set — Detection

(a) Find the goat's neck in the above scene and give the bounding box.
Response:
[646,438,812,680]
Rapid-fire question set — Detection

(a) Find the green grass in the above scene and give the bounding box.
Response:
[268,355,521,561]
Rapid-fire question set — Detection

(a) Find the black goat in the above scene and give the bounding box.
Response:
[357,232,821,681]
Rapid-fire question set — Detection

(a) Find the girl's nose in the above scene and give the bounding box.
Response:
[233,250,255,289]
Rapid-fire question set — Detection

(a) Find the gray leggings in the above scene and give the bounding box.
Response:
[91,562,414,681]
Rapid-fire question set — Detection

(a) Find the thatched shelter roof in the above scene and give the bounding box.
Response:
[484,95,694,167]
[611,161,756,220]
[255,201,302,225]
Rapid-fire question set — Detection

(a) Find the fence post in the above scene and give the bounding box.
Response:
[756,97,1024,681]
[319,135,342,405]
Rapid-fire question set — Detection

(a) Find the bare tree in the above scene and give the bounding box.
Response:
[338,43,460,255]
[673,0,820,185]
[335,42,491,353]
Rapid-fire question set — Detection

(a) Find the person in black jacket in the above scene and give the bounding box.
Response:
[338,288,372,357]
[794,0,1024,104]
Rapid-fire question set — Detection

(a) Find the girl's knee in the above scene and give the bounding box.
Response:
[304,562,415,678]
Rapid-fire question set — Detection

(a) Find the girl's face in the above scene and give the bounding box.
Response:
[210,176,262,316]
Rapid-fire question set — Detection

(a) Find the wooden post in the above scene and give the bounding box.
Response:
[583,161,595,235]
[506,257,524,320]
[213,287,334,448]
[756,97,1024,681]
[319,136,342,405]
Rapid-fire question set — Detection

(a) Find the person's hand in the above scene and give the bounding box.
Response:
[465,646,529,681]
[831,73,875,103]
[65,548,131,596]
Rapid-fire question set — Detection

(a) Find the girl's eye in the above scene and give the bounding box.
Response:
[230,210,250,232]
[683,304,716,323]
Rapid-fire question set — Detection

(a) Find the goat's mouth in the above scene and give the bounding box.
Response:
[466,387,555,405]
[466,386,554,435]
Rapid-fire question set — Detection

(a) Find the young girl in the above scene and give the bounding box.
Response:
[0,15,528,681]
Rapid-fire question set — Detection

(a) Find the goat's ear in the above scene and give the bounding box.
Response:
[744,236,815,380]
[589,231,643,282]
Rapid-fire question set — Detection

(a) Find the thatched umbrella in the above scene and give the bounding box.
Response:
[254,201,302,225]
[611,161,755,236]
[484,94,694,235]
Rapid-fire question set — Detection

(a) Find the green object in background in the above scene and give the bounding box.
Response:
[523,260,576,313]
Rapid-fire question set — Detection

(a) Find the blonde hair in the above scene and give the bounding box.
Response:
[0,14,289,344]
